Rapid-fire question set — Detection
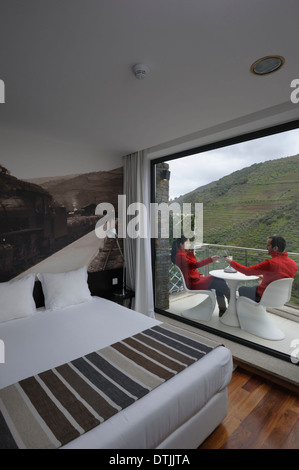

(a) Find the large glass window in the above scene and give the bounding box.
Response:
[151,121,299,364]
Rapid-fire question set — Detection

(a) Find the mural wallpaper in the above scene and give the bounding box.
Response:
[0,163,123,282]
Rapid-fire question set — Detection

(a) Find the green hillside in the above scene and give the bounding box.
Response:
[174,154,299,251]
[172,154,299,305]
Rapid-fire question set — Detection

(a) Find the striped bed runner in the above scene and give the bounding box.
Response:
[0,323,218,449]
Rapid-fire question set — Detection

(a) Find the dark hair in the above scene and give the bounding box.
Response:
[171,236,188,263]
[269,236,286,252]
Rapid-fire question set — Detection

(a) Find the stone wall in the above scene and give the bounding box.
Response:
[154,163,170,310]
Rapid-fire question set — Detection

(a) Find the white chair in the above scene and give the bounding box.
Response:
[236,278,294,341]
[175,265,217,321]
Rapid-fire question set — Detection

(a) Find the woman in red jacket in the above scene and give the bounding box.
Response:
[224,236,297,302]
[171,236,230,316]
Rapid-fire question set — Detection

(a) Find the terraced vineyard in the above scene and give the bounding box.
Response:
[173,154,299,251]
[171,153,299,305]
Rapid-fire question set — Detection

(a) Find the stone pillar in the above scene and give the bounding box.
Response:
[154,163,170,310]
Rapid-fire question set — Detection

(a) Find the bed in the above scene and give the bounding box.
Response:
[0,267,233,449]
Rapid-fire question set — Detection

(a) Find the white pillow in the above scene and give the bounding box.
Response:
[0,275,36,323]
[38,266,92,310]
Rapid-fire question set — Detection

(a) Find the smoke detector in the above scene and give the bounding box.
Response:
[132,63,149,79]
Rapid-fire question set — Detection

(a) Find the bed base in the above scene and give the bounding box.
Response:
[157,388,228,449]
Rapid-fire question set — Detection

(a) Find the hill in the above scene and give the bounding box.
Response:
[27,167,123,212]
[0,164,51,197]
[173,154,299,252]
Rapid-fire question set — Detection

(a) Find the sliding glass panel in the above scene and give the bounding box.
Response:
[152,123,299,364]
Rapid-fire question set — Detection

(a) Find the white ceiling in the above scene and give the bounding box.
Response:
[1,0,299,160]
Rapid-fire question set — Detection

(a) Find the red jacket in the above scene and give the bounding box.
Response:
[175,249,214,290]
[230,252,297,297]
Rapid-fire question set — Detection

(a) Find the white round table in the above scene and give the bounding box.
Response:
[209,269,259,327]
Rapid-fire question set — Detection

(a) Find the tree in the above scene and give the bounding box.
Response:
[0,165,10,175]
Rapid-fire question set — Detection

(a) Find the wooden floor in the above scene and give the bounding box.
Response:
[199,366,299,449]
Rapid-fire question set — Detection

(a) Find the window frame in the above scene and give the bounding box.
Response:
[150,119,299,364]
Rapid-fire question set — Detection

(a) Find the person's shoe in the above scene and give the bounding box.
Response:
[217,296,227,317]
[219,308,226,318]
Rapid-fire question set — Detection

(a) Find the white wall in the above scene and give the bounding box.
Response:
[147,101,299,160]
[0,127,122,180]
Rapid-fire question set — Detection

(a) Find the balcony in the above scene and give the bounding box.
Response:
[166,244,299,361]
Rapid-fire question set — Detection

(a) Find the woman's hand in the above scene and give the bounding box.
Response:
[211,255,220,262]
[224,256,232,264]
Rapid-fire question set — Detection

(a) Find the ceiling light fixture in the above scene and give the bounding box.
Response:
[250,55,285,75]
[161,170,170,181]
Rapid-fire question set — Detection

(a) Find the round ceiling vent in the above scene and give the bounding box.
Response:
[250,55,285,75]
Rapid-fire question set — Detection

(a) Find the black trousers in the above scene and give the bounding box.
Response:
[208,277,230,311]
[239,285,261,302]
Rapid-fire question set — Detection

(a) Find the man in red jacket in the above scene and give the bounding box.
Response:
[225,236,297,302]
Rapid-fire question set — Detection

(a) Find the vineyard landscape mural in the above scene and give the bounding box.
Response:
[0,164,123,282]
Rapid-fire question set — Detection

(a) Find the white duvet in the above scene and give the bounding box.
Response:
[0,297,233,448]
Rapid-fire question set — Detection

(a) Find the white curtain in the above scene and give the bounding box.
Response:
[123,150,155,318]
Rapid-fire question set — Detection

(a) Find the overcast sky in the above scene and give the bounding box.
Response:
[167,128,299,200]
